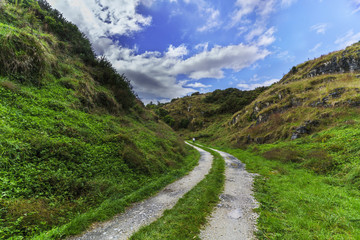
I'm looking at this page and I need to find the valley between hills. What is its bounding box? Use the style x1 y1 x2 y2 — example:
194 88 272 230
1 1 360 239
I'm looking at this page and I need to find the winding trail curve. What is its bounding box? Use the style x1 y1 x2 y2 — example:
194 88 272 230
199 148 259 240
69 143 213 240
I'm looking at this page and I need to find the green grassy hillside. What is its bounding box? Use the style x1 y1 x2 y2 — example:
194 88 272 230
228 42 360 146
0 1 198 239
149 87 267 141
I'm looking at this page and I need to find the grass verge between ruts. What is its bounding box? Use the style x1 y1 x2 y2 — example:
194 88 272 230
29 148 200 240
222 147 360 240
129 143 225 240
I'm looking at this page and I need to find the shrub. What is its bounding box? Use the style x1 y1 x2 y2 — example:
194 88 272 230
122 145 149 174
262 147 302 163
179 118 190 129
95 91 119 113
164 115 175 127
0 80 19 92
0 29 46 81
303 149 335 174
344 166 360 189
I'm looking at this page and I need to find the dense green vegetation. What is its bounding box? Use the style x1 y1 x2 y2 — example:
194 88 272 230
0 1 197 239
147 87 267 140
130 143 225 240
203 87 268 114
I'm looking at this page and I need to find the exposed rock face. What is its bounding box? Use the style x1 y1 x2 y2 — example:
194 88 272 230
306 55 360 78
230 113 241 125
309 88 346 107
291 120 320 140
250 102 271 120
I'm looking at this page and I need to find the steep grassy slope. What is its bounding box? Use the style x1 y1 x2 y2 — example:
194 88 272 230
0 1 197 239
228 42 360 146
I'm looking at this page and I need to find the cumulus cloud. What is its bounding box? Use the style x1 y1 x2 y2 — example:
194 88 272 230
166 44 188 58
47 0 273 101
47 0 152 48
173 44 270 79
106 43 270 99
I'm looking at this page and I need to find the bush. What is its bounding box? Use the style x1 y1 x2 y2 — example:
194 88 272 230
262 147 303 163
204 87 268 114
0 29 46 81
0 80 19 92
303 149 335 174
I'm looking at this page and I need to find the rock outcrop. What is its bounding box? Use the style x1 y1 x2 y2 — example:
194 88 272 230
306 55 360 78
291 120 320 140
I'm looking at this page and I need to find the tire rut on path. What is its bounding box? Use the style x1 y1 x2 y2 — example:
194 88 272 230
199 148 259 240
69 143 213 240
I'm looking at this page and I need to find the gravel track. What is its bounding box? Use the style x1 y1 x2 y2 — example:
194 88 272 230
199 148 259 240
68 143 212 240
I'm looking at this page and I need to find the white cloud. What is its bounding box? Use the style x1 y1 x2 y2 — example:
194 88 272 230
197 8 221 32
186 82 212 88
335 30 360 48
195 42 209 52
309 42 323 53
310 23 328 34
237 78 279 90
257 27 276 46
47 0 152 47
47 0 273 101
172 44 270 79
230 1 277 47
166 44 188 58
231 0 276 26
181 0 222 32
246 26 266 42
104 43 269 100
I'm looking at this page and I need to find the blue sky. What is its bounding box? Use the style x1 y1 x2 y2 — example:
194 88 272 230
47 0 360 104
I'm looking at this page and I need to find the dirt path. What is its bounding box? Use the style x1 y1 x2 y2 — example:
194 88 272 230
69 143 213 240
199 148 259 240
